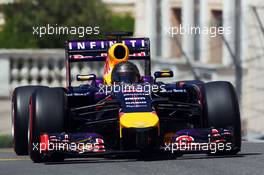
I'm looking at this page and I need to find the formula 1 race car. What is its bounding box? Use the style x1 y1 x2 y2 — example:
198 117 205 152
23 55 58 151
12 32 241 163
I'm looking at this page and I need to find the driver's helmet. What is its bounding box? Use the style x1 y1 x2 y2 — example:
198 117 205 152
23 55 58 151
111 61 140 83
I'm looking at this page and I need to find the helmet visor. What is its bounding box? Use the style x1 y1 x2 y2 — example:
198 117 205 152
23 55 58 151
115 71 139 83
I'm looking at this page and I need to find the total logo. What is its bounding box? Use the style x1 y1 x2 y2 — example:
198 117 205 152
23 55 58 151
175 135 194 144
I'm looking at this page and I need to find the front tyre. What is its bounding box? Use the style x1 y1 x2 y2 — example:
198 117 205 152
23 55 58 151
203 81 241 155
12 86 47 155
28 88 67 163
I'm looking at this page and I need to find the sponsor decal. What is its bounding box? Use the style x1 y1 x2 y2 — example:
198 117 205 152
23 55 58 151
176 135 194 144
68 39 146 51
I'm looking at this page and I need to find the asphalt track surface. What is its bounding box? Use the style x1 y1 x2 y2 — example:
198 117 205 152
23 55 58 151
0 142 263 175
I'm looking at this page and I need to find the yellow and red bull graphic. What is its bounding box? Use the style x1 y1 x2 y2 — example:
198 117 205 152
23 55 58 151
103 43 129 84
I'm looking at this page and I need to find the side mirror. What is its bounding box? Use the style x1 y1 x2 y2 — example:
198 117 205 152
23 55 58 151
76 74 96 81
154 70 173 81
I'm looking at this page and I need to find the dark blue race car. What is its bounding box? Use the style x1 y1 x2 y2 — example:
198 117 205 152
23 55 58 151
12 32 241 163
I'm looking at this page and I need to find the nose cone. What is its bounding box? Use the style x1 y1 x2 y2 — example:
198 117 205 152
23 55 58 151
120 112 159 128
119 112 160 149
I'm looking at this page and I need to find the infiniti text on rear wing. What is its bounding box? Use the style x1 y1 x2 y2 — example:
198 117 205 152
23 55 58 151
65 38 150 62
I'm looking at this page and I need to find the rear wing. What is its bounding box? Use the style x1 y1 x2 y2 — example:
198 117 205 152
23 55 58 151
65 38 150 62
65 38 151 87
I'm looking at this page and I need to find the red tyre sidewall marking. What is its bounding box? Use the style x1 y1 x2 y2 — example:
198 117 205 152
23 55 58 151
29 97 33 152
12 98 16 148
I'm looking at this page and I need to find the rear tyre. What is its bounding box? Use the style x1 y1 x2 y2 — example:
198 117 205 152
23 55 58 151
12 86 47 155
28 88 67 163
203 81 241 155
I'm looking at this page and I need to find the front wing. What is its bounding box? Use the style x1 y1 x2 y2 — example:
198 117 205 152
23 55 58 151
33 128 234 157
